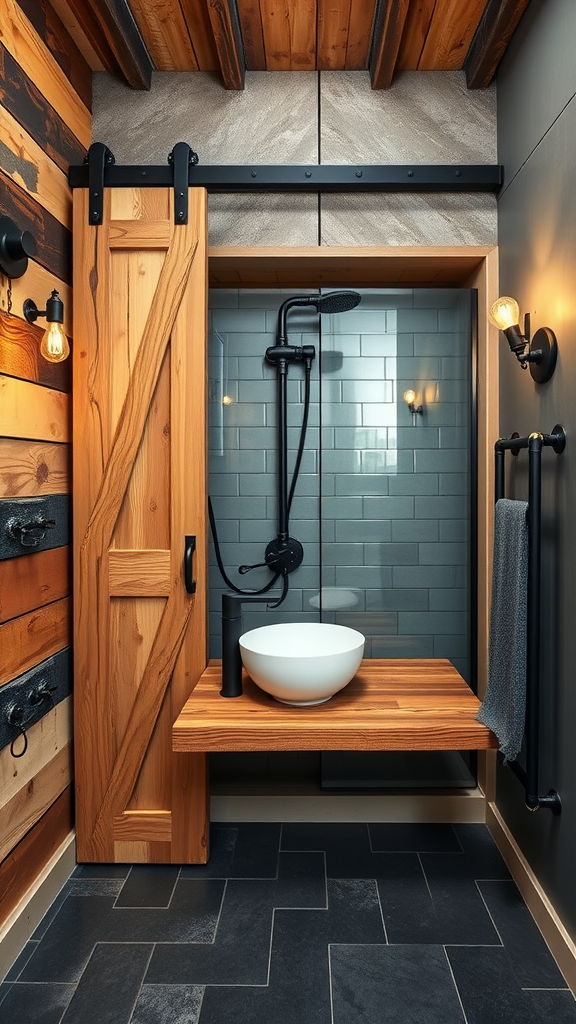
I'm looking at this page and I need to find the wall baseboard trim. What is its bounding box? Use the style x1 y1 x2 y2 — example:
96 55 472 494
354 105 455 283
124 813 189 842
486 803 576 994
211 791 486 822
0 831 75 983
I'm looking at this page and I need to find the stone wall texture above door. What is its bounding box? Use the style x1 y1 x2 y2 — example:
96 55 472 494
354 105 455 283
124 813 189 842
93 69 497 246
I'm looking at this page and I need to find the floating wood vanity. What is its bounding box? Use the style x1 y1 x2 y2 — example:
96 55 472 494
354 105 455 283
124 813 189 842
173 659 497 753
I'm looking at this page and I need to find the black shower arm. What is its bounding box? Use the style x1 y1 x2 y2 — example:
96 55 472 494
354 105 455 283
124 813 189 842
275 296 322 346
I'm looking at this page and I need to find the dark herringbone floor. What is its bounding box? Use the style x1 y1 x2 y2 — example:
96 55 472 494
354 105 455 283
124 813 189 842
1 823 575 1023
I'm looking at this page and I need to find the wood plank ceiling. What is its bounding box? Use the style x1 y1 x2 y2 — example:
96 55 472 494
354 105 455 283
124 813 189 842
50 0 532 91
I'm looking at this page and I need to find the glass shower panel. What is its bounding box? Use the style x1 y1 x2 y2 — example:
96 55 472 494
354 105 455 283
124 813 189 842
319 288 475 789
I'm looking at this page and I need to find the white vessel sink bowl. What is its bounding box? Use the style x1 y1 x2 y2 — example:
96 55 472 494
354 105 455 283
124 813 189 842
239 622 365 706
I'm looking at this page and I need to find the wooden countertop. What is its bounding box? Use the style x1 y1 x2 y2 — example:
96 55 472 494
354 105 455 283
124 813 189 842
172 659 497 753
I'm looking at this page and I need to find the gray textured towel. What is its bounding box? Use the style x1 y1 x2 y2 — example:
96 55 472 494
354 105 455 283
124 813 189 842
476 498 528 762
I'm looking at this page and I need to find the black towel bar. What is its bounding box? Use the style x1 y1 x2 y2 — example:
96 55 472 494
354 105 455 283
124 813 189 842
494 424 566 813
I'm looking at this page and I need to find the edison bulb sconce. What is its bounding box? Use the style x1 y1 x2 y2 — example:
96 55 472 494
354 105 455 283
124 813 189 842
488 296 557 383
23 290 70 363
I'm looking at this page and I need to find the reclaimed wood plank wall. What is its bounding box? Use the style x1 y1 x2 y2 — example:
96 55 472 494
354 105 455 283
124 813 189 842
0 0 90 927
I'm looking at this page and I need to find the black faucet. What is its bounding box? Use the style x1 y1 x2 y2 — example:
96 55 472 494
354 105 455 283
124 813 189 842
220 592 272 697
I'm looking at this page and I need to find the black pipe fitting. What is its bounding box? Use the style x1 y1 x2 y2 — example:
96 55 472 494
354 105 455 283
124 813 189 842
265 343 316 366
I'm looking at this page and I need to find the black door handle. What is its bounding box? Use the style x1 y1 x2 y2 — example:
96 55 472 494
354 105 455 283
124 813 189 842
184 535 197 594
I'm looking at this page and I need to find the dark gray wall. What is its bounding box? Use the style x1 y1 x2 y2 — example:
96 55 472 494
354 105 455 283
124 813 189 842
496 0 576 940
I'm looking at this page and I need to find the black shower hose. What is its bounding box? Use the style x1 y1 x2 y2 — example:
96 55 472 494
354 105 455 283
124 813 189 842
208 360 312 601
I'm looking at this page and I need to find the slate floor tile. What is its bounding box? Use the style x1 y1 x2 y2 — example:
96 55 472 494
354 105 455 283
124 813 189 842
72 864 131 879
20 882 224 984
433 823 511 879
277 877 386 948
0 982 76 1024
21 895 111 983
145 881 276 986
130 984 205 1024
115 865 180 907
369 822 461 852
61 943 152 1024
184 823 281 879
378 852 500 945
523 989 576 1023
110 879 224 943
447 946 572 1024
477 880 566 987
281 822 368 854
146 852 327 986
281 822 391 877
198 913 331 1024
64 878 126 897
198 876 383 1024
330 944 465 1024
179 827 238 878
30 889 69 940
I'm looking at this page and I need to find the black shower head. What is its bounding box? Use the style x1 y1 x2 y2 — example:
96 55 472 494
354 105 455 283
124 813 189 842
314 290 361 314
276 290 361 343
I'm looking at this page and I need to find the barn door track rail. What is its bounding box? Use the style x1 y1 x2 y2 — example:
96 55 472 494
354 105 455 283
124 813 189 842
70 143 504 226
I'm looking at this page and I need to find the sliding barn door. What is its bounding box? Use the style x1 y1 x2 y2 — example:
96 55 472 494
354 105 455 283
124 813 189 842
73 187 208 863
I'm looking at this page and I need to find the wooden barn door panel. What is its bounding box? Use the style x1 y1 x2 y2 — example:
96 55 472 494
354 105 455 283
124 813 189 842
73 186 208 863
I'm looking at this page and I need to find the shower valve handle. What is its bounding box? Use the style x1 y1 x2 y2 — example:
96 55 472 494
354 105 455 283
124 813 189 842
238 559 270 574
239 536 304 578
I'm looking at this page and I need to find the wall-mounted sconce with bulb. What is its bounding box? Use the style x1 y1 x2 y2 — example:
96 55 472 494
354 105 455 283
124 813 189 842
24 291 69 363
488 296 558 383
1 216 69 363
403 389 423 418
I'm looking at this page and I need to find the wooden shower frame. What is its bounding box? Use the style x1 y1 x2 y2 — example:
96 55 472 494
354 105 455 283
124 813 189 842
207 243 500 802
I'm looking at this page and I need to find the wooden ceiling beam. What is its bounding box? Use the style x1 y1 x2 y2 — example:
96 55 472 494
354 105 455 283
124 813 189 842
464 0 531 88
369 0 411 89
62 0 153 90
235 0 266 70
207 0 245 89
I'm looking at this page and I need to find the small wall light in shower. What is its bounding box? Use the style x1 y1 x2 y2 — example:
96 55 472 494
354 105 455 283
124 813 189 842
488 295 558 383
403 389 423 418
23 290 70 363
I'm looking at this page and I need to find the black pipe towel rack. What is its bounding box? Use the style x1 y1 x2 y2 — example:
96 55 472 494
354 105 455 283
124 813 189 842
494 424 566 814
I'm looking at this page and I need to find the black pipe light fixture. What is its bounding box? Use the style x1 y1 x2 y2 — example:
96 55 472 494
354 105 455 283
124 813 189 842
23 290 69 363
488 296 558 383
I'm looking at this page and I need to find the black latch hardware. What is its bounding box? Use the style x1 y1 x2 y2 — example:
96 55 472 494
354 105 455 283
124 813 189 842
88 142 115 225
7 516 56 547
168 143 198 225
184 534 197 594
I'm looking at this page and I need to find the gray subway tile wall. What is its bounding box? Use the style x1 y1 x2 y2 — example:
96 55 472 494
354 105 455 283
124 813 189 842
208 289 472 688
